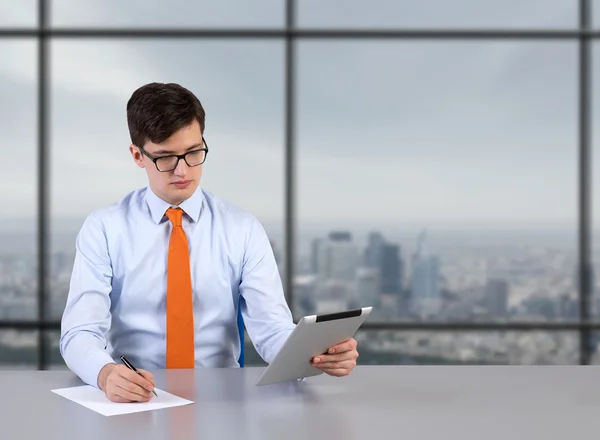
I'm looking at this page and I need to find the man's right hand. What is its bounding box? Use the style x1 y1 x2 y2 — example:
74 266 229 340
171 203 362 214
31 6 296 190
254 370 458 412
97 363 156 403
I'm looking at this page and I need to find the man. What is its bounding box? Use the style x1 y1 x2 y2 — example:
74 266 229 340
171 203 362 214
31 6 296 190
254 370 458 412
60 82 359 403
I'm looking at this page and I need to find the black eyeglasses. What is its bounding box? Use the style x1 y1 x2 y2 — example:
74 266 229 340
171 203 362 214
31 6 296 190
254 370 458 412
137 139 209 172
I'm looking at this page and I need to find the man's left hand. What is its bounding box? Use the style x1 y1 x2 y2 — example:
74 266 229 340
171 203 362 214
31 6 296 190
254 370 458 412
311 338 358 377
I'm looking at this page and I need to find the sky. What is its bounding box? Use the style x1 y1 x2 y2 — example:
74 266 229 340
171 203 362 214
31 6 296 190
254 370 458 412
1 0 599 234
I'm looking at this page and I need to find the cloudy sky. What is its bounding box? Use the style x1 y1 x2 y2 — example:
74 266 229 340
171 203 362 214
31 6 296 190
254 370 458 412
1 0 599 235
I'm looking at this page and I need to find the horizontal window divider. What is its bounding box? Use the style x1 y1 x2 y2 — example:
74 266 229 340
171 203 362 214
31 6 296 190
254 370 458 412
2 321 600 332
0 321 60 330
1 28 600 39
351 322 600 331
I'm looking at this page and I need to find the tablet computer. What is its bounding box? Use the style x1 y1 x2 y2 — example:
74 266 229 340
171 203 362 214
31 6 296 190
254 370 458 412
255 306 373 386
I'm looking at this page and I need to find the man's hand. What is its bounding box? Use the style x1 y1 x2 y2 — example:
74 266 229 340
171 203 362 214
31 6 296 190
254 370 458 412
311 338 359 377
97 363 156 403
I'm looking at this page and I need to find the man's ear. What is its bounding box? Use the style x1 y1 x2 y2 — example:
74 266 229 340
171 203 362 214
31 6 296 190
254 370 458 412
129 144 146 169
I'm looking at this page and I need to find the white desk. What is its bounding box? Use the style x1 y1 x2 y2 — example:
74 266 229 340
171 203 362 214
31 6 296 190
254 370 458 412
0 365 597 439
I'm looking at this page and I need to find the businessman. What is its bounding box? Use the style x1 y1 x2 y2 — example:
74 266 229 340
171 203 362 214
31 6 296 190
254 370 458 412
60 82 360 403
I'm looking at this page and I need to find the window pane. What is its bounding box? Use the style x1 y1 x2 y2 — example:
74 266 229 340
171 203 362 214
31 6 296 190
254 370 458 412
0 0 37 27
295 41 577 322
0 41 37 321
591 333 600 364
0 330 38 369
243 330 267 366
45 331 67 369
49 40 284 319
51 0 284 28
356 331 578 365
298 0 576 29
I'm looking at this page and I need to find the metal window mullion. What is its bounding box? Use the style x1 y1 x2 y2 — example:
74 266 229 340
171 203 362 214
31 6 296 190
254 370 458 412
579 0 593 365
37 0 49 370
284 0 296 317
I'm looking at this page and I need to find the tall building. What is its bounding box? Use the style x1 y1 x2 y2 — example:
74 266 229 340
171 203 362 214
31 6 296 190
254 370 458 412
363 231 404 297
294 275 317 316
357 267 380 308
485 278 509 318
314 231 359 304
410 230 441 317
310 238 323 274
316 231 358 282
380 244 403 294
364 231 385 268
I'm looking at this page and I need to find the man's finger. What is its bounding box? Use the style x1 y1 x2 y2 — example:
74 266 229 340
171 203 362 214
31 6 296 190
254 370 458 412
313 360 356 370
327 338 356 354
117 376 153 399
107 392 136 403
313 352 354 364
321 368 349 377
314 360 356 370
115 383 151 402
138 369 155 386
119 367 155 392
313 350 357 364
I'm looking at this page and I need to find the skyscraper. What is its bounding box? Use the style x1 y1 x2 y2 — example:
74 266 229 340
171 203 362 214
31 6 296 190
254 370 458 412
364 231 404 297
410 230 441 317
357 267 380 308
364 231 385 268
381 244 402 294
319 231 358 282
312 231 360 308
310 238 323 274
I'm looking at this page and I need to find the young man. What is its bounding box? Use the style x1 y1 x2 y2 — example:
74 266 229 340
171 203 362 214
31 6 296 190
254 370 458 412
60 82 359 403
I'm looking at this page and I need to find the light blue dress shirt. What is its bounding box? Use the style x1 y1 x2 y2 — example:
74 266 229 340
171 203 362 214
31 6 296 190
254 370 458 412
60 185 295 387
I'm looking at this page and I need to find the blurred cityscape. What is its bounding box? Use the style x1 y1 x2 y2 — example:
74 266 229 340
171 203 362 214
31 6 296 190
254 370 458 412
2 222 600 367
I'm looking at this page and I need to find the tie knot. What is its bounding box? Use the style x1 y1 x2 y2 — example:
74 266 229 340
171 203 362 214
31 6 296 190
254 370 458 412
165 207 184 227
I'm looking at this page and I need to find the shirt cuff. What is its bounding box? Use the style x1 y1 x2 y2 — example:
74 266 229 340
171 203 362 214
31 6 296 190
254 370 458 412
80 350 116 389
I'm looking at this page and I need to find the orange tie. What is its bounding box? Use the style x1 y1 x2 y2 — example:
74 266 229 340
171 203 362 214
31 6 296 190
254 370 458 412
165 207 195 368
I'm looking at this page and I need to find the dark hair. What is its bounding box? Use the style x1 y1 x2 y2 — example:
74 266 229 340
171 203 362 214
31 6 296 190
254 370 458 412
126 82 206 147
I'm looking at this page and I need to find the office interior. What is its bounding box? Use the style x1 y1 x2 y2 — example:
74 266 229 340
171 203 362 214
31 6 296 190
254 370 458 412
2 0 600 371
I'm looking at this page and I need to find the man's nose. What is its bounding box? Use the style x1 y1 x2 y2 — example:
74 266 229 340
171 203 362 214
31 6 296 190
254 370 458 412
173 157 188 175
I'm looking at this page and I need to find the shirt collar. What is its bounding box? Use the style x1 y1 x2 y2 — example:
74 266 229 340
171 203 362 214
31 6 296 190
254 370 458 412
144 185 203 224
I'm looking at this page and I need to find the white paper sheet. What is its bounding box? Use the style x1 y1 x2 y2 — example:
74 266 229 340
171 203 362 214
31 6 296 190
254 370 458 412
51 385 194 416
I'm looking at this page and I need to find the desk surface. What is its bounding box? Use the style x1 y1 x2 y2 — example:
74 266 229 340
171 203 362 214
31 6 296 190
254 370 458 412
0 365 598 439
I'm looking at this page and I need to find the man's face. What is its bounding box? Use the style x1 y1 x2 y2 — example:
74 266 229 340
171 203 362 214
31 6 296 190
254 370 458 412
130 120 205 205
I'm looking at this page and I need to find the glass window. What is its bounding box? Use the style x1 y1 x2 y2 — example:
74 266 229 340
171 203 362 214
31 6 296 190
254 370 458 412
298 0 576 29
49 40 284 319
0 41 37 321
295 41 577 323
243 330 267 366
590 332 600 364
356 330 578 364
45 331 67 369
0 331 38 369
51 0 284 28
0 0 37 28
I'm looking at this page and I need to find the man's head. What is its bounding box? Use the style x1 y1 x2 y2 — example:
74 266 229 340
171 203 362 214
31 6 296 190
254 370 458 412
127 82 207 205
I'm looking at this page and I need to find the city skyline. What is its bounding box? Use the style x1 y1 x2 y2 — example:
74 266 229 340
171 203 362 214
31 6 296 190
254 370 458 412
0 221 597 366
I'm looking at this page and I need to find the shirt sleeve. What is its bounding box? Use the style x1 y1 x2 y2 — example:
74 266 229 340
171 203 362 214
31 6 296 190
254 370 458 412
239 216 296 363
59 212 116 388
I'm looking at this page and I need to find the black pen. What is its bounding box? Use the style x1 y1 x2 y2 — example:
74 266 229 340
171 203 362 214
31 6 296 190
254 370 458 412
120 356 158 397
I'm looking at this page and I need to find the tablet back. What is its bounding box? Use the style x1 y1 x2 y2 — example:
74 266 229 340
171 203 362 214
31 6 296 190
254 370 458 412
256 307 372 386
